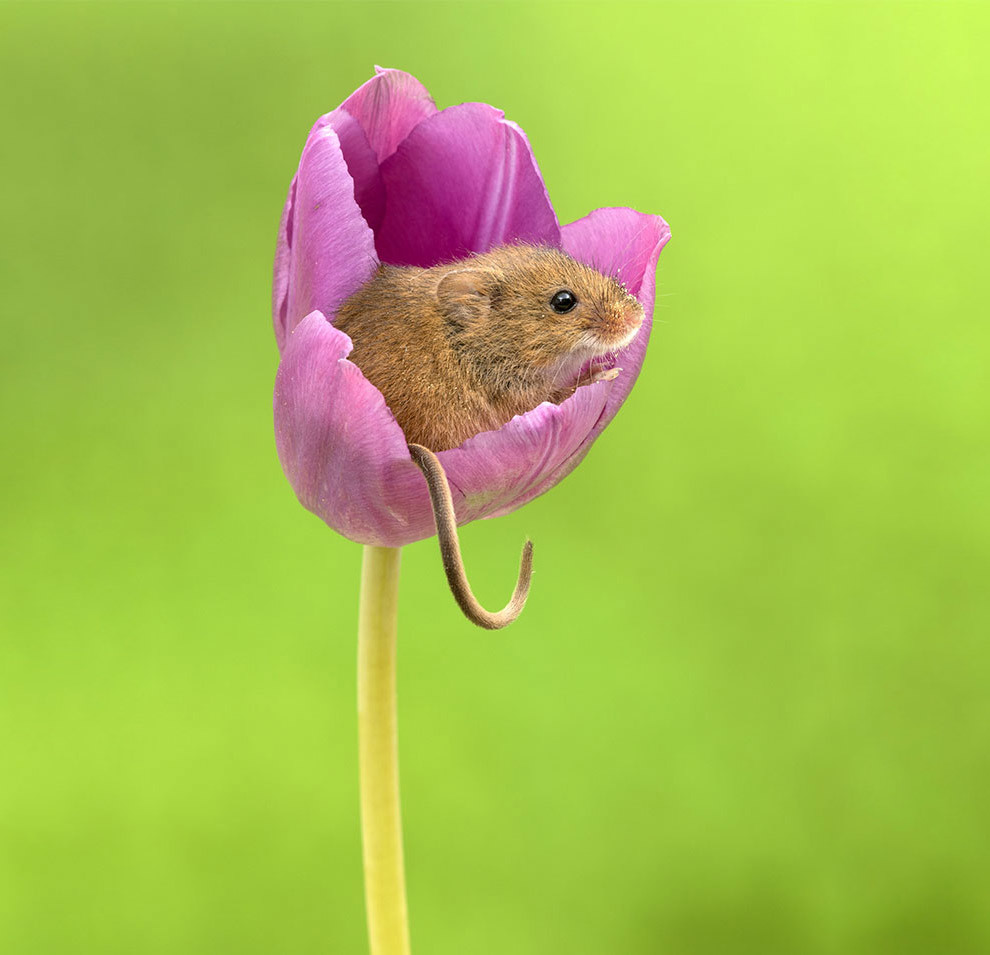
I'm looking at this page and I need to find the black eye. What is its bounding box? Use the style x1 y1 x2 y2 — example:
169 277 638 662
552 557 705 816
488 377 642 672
550 289 578 314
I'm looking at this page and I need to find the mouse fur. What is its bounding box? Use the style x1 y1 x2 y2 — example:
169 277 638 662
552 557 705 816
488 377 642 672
332 243 644 451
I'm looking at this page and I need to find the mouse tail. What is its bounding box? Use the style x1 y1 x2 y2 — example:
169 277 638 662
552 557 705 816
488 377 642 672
407 444 533 630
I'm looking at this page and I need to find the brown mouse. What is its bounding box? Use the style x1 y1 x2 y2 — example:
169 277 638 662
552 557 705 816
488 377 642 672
333 243 644 452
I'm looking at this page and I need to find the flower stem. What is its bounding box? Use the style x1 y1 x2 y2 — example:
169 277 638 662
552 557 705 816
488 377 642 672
358 545 411 955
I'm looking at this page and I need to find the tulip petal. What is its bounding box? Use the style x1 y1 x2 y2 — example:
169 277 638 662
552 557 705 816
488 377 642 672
317 109 387 234
271 178 297 347
561 207 671 431
467 207 673 511
275 312 447 546
436 383 611 524
435 209 672 524
272 127 379 351
375 103 561 267
340 66 439 164
312 68 439 236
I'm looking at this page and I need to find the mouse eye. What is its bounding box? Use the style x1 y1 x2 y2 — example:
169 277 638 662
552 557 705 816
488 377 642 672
549 289 578 314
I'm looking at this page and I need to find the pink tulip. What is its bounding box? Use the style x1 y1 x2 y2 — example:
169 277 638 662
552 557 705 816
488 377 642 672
273 67 670 547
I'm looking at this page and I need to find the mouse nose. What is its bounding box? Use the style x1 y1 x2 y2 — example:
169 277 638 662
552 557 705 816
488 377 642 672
595 298 644 350
622 300 644 334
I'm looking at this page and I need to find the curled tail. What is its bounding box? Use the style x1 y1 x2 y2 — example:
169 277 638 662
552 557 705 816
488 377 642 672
408 444 533 630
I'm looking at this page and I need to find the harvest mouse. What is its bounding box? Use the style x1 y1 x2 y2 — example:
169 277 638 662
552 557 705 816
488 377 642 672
333 244 645 451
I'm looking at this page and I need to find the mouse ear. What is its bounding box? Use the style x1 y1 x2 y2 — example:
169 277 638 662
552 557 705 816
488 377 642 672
436 269 496 329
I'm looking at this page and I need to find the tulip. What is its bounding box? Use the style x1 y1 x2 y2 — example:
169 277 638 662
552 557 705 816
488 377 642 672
273 67 670 548
271 67 670 955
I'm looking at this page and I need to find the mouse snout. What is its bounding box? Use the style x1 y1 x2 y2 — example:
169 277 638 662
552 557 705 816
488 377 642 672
623 299 644 334
596 298 644 351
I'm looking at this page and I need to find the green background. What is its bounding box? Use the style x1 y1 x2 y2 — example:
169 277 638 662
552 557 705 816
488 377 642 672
2 2 988 953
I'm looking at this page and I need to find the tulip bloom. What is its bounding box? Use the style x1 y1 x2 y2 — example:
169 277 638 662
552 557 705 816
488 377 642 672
273 67 670 547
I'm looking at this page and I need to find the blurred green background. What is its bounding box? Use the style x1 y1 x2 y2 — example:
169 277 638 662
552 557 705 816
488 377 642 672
2 2 988 953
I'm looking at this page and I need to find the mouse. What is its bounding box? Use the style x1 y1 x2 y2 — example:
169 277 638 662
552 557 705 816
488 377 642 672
332 243 645 451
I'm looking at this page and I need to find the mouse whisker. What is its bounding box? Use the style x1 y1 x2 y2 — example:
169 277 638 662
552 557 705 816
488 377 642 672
408 444 533 630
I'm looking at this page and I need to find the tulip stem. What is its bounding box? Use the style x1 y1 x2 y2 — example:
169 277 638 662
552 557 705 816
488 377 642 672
358 545 411 955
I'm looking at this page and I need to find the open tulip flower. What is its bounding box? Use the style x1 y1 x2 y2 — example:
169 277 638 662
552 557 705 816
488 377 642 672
273 67 670 548
271 67 670 955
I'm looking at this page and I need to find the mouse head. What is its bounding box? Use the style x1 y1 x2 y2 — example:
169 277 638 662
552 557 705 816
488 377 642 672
436 245 644 388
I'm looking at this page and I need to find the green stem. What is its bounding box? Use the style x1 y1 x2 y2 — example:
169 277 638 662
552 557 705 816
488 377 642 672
357 545 411 955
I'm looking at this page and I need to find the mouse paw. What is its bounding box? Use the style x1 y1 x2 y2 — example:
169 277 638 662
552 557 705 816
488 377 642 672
591 367 622 383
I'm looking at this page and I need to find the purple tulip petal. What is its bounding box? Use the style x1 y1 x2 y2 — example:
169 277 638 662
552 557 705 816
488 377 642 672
562 206 671 430
438 209 673 524
316 109 387 234
375 103 561 267
273 69 438 349
466 207 672 514
271 177 297 347
340 66 438 164
275 312 449 546
304 68 438 236
272 126 379 351
435 383 611 524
